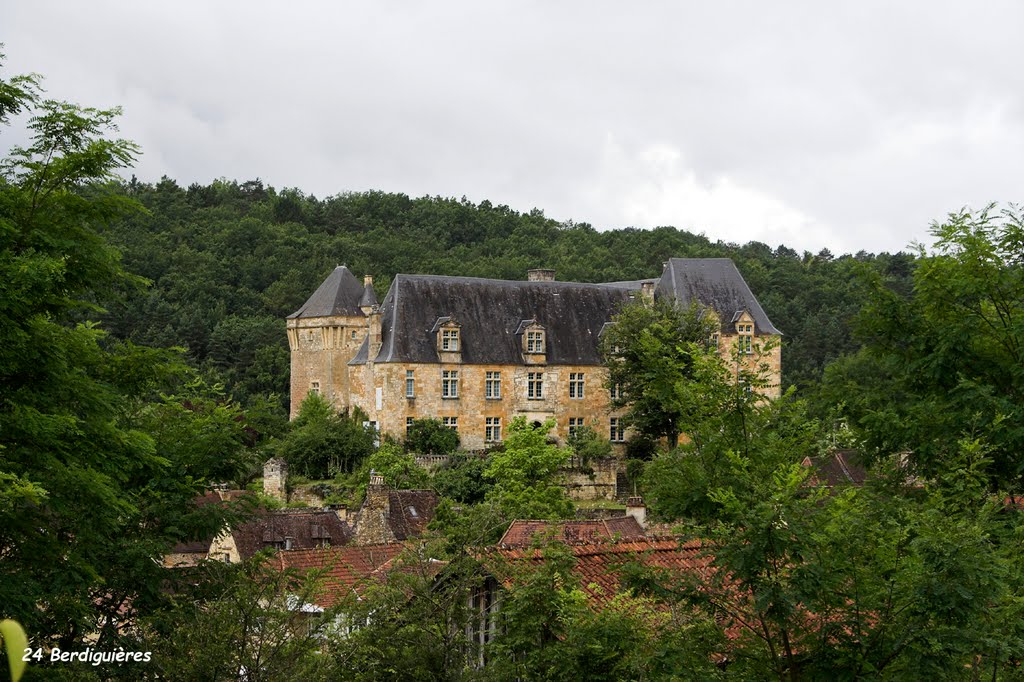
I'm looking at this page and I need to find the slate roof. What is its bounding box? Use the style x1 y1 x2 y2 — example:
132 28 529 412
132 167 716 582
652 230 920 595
657 258 781 335
498 517 646 547
802 449 867 487
387 490 439 540
273 544 405 607
230 509 355 560
288 265 368 319
352 274 640 365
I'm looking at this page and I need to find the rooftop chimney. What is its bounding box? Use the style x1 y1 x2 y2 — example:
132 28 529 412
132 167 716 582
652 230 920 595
640 281 655 303
364 275 373 287
625 496 647 529
528 269 556 282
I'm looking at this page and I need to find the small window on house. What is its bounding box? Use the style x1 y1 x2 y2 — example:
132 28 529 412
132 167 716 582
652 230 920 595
284 537 294 551
443 416 458 431
737 323 753 355
610 383 623 400
708 333 720 352
441 328 460 352
610 417 625 443
406 370 415 398
310 381 320 396
568 417 584 436
442 370 459 399
406 417 414 435
485 371 502 399
351 330 357 339
526 330 545 353
485 417 502 443
527 372 544 400
569 373 585 399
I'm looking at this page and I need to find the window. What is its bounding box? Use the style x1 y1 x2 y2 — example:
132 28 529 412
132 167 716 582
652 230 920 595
738 324 753 355
406 417 414 436
610 383 622 400
310 381 320 396
610 417 625 443
568 417 584 436
485 417 501 442
708 333 720 351
441 328 460 352
485 371 501 399
351 330 357 339
526 330 544 353
442 370 459 399
569 373 585 399
406 370 415 398
527 372 544 399
443 416 458 432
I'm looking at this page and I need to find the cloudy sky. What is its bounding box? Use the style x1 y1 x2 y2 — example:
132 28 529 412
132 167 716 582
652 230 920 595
3 2 1022 254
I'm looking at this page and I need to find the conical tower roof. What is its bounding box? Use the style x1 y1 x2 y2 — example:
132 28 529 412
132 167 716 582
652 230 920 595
287 266 366 319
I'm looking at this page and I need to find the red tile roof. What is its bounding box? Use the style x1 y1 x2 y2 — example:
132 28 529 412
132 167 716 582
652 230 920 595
498 517 646 547
273 544 405 608
482 537 712 606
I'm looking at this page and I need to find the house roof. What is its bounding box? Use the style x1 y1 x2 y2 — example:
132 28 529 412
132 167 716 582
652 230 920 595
802 449 867 487
288 265 368 319
481 537 712 607
656 258 782 335
351 274 640 365
386 490 439 540
231 508 355 560
273 544 405 607
498 517 646 547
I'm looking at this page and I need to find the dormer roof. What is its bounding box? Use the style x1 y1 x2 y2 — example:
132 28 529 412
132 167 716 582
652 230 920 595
288 266 366 319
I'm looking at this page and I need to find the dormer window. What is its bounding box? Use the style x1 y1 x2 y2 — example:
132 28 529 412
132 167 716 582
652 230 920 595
441 328 460 352
526 330 545 353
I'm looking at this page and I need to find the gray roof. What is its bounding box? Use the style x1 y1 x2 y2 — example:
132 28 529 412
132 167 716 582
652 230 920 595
358 284 379 309
351 274 640 365
656 258 782 335
288 266 367 319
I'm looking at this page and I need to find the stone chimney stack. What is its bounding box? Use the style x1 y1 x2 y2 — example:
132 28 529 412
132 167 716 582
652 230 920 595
625 496 647 529
367 307 383 360
363 275 373 288
355 470 397 545
640 281 655 304
527 269 556 282
264 458 288 503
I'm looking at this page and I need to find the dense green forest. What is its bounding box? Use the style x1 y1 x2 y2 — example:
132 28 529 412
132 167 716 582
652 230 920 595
101 177 915 411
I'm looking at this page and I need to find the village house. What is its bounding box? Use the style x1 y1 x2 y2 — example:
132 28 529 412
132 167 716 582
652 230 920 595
286 258 781 449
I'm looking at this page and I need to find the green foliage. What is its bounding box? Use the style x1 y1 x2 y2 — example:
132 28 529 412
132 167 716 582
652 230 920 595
822 206 1024 492
1 619 27 682
271 393 375 478
601 298 721 447
142 558 332 680
404 417 460 456
565 425 612 468
431 452 492 504
483 418 573 520
347 442 431 498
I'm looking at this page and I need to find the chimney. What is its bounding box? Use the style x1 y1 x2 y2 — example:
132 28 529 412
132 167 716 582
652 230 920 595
364 275 373 288
263 457 288 503
625 496 646 529
355 470 397 545
528 269 556 282
327 503 348 523
640 281 655 303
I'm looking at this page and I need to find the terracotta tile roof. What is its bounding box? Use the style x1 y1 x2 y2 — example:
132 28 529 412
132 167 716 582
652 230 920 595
273 544 405 607
232 509 354 560
498 517 646 547
482 537 712 606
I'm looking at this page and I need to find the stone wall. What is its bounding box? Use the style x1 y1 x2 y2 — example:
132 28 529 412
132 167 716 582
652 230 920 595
559 457 621 501
353 474 397 545
263 458 287 502
286 313 368 419
350 362 629 450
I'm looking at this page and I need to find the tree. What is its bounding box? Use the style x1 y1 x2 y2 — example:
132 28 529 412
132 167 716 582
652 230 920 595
271 393 375 478
483 418 573 520
404 417 460 456
822 206 1024 493
600 298 720 448
0 54 250 648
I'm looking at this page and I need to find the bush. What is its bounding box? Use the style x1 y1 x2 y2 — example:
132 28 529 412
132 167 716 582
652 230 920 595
405 418 460 455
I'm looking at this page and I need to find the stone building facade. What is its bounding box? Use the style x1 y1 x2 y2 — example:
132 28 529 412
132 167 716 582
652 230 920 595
286 259 781 450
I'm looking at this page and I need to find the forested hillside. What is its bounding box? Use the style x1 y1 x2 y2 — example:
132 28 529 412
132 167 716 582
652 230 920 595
102 177 915 411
